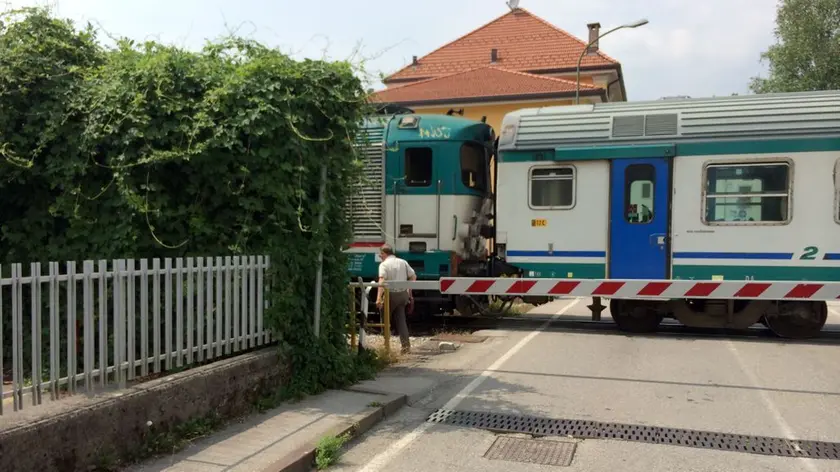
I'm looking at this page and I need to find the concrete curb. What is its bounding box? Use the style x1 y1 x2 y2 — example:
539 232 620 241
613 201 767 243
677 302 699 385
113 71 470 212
260 392 407 472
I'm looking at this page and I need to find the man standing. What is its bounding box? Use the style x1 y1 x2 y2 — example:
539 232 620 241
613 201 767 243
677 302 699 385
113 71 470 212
376 244 416 354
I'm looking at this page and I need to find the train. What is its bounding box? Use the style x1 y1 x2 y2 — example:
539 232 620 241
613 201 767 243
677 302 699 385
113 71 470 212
344 90 840 339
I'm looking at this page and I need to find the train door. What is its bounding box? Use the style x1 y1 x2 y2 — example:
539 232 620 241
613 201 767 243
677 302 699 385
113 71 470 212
394 144 439 257
608 158 671 279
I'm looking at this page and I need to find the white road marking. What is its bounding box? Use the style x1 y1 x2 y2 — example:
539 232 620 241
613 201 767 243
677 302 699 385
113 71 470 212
357 298 581 472
727 341 818 472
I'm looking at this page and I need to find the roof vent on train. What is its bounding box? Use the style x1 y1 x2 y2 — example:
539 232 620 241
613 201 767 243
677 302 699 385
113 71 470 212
398 115 420 129
611 113 678 138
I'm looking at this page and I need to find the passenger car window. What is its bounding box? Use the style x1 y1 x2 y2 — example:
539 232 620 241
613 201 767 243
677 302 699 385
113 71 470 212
703 162 790 224
625 164 655 224
530 166 574 209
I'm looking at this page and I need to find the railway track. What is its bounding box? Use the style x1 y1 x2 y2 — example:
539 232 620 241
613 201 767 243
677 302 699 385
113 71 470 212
382 314 840 344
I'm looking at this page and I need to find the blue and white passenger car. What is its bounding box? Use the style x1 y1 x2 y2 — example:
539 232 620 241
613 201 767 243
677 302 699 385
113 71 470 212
493 90 840 337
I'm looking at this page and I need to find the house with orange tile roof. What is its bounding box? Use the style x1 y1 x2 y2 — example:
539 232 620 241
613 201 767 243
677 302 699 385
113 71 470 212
370 7 627 134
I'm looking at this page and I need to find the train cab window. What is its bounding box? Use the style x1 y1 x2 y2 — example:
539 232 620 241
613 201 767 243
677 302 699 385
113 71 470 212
405 147 432 187
529 166 574 209
703 162 791 224
460 142 488 192
625 164 655 224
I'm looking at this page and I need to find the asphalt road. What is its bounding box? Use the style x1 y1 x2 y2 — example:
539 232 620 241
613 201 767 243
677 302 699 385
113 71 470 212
333 299 840 472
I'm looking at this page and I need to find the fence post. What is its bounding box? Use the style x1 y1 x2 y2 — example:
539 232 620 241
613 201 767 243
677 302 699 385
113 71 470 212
11 263 22 411
312 163 329 338
31 262 42 406
67 261 77 395
115 259 127 389
360 278 368 351
83 261 94 393
348 285 357 352
383 286 391 358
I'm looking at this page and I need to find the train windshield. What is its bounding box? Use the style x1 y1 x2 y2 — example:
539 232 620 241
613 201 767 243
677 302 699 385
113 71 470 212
460 141 489 193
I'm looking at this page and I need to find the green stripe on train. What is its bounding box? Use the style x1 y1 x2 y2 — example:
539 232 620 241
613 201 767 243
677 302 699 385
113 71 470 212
673 265 840 282
500 136 840 163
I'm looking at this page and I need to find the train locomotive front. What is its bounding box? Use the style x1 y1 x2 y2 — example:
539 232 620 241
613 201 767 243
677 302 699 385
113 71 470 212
344 113 501 318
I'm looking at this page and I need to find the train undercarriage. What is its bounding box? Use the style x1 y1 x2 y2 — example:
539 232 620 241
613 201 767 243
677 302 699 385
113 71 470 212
450 295 829 339
606 297 828 339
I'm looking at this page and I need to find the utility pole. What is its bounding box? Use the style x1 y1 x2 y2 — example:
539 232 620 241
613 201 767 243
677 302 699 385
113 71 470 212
575 19 649 104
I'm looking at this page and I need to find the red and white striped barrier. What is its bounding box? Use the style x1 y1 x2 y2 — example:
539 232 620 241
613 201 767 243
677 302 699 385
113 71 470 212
439 277 840 301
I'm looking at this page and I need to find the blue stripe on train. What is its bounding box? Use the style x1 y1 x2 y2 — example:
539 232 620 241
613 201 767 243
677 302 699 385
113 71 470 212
673 252 794 260
824 253 840 260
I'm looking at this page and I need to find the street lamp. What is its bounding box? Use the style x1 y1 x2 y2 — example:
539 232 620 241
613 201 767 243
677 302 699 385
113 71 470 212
575 19 649 104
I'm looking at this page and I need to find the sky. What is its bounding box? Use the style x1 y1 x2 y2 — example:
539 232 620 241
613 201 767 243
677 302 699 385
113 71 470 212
7 0 781 101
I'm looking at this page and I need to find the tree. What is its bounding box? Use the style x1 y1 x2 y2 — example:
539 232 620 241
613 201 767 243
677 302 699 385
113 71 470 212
750 0 840 93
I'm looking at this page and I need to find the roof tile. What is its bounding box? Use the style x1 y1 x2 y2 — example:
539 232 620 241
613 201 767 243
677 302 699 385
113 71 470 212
371 66 599 105
385 8 618 83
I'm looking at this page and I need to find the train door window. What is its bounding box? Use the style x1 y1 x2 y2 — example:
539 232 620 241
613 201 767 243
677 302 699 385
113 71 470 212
703 161 791 224
625 164 655 224
835 159 840 224
460 142 488 192
405 147 432 187
529 166 574 209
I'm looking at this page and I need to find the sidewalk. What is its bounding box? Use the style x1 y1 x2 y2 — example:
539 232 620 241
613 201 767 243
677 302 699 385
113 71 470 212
126 387 400 472
126 333 484 472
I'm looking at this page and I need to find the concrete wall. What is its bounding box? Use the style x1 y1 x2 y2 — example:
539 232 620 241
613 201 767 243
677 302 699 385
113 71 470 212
0 348 288 472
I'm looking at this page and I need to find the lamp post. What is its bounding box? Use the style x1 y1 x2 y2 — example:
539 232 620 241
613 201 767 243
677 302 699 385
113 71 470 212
575 19 649 104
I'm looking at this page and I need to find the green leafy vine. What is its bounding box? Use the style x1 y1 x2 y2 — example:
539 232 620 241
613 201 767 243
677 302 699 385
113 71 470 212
0 7 379 398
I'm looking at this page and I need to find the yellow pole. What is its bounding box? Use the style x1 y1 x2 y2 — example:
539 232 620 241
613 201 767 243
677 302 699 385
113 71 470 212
383 286 391 358
348 285 357 353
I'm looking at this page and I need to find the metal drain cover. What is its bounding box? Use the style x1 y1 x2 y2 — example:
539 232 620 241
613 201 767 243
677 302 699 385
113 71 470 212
427 409 840 460
484 436 576 467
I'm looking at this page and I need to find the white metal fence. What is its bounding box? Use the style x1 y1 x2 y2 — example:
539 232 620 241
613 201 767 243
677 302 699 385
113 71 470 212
0 255 272 415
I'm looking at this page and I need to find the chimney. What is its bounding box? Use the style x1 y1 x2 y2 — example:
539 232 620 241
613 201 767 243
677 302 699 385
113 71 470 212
587 22 601 54
490 48 498 63
412 55 418 66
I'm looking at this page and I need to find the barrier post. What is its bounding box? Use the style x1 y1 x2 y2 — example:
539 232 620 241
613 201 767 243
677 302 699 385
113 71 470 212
383 286 391 357
348 285 357 353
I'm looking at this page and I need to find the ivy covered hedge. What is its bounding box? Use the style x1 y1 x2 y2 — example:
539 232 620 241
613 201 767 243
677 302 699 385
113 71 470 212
0 8 376 395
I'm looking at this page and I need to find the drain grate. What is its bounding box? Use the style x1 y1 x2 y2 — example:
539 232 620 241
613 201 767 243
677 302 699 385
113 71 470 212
484 436 576 467
427 409 840 460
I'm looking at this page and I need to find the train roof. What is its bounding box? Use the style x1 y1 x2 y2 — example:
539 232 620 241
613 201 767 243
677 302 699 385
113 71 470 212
499 90 840 151
357 113 494 146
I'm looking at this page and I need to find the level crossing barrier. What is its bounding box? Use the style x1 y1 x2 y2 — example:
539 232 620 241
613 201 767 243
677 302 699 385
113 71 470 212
438 277 840 301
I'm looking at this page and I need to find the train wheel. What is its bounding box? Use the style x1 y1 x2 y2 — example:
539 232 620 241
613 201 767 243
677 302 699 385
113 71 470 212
610 299 664 333
764 301 827 339
455 295 480 316
481 297 515 317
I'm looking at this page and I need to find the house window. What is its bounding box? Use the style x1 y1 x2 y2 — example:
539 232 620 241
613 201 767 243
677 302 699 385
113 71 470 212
529 166 574 209
703 161 791 225
405 147 432 187
460 142 488 192
625 164 655 224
